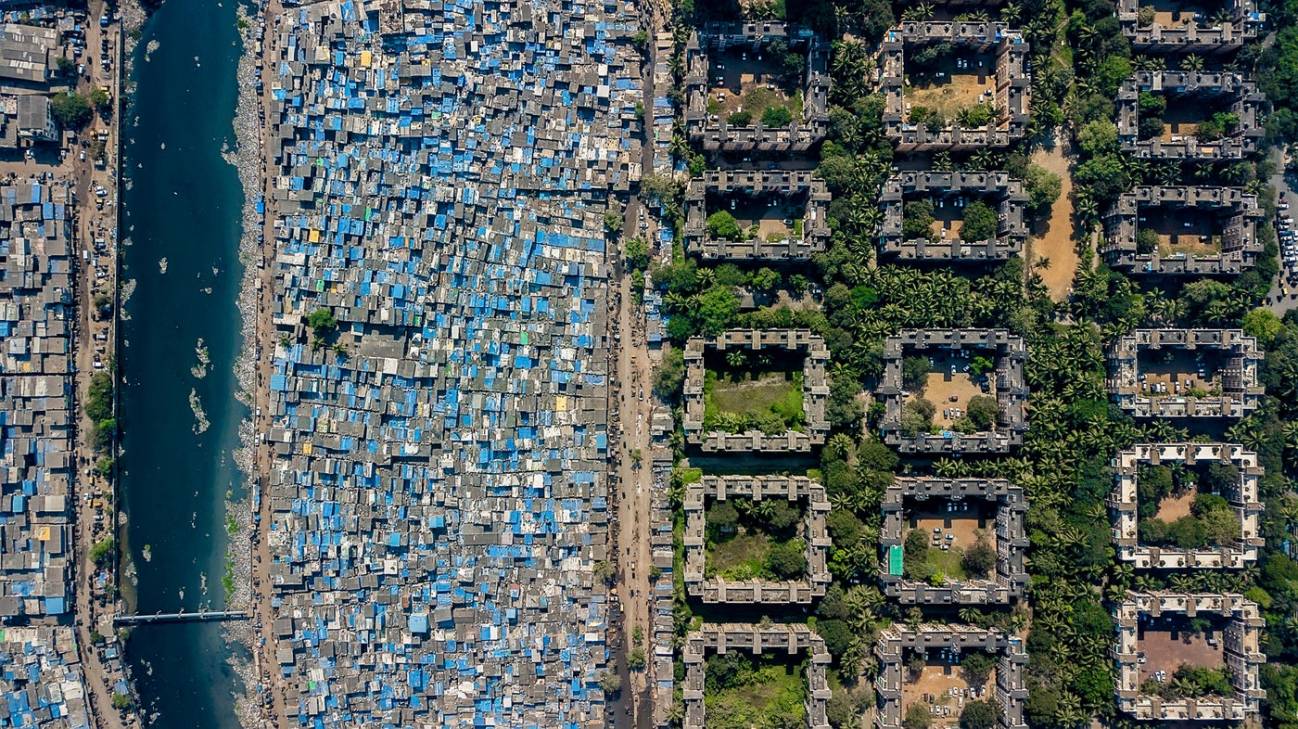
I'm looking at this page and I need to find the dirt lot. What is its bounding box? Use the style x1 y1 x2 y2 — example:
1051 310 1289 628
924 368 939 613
903 661 996 728
913 509 995 551
1151 0 1216 26
708 50 800 119
725 194 804 240
909 353 992 429
1143 206 1224 256
906 52 996 121
1139 349 1225 396
930 200 968 241
1027 144 1080 301
1155 486 1198 521
1160 97 1226 141
1139 625 1226 683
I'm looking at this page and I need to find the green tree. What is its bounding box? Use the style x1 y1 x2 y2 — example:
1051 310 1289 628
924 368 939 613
1024 164 1062 217
766 538 808 578
654 348 685 401
603 211 622 236
696 285 739 336
627 647 646 671
961 651 996 686
962 537 997 577
706 500 740 541
762 105 793 127
306 308 337 337
903 703 933 729
1243 308 1285 347
599 670 622 695
706 211 744 241
902 356 932 392
624 236 649 272
86 371 114 423
766 500 802 535
727 110 753 126
966 395 999 431
51 92 92 130
1137 228 1159 254
960 200 998 242
90 538 115 567
903 200 937 241
959 699 998 729
91 87 111 115
903 529 931 580
1077 119 1119 156
901 398 935 436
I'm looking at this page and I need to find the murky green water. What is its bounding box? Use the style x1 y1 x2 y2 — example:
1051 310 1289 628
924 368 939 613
118 0 246 726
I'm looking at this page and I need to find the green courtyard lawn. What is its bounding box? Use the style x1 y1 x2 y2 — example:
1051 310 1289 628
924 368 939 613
704 369 805 435
704 652 807 729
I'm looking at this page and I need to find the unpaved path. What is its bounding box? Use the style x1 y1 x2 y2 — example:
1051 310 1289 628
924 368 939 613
1027 143 1079 302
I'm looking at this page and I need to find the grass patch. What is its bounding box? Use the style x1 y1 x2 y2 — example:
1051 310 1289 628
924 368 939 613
704 370 805 435
705 652 807 729
706 531 773 580
925 544 969 582
704 497 807 581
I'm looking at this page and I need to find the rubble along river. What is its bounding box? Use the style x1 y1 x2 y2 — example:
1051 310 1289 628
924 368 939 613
118 0 248 726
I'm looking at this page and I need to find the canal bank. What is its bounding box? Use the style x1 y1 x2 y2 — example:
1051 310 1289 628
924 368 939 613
118 0 248 726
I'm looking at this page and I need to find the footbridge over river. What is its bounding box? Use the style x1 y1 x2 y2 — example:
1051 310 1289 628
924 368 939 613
113 610 249 626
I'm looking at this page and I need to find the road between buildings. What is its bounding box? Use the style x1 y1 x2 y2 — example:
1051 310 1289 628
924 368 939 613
248 1 290 727
610 5 662 728
64 1 137 725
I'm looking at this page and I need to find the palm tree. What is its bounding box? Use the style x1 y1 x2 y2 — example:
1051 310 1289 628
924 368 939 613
1001 1 1023 24
901 3 935 21
1179 54 1205 72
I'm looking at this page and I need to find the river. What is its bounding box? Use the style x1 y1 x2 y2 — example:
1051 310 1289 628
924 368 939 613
118 0 247 726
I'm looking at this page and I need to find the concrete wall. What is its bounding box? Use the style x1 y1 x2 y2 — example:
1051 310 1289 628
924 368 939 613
683 475 832 603
1107 329 1262 419
1110 443 1263 569
879 22 1030 151
1113 593 1265 720
879 478 1028 604
877 329 1028 453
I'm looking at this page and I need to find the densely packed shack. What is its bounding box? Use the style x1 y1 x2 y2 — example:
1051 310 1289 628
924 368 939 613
0 177 93 729
261 0 641 723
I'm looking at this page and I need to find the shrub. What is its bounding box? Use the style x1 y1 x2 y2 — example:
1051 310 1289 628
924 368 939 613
727 109 753 126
